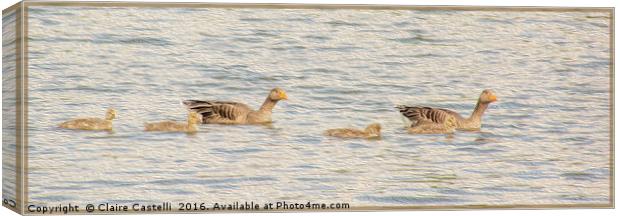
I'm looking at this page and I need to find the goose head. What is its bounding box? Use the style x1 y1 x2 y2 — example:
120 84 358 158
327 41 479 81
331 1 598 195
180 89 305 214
188 112 201 125
105 108 117 120
365 123 382 136
479 89 497 104
269 87 288 101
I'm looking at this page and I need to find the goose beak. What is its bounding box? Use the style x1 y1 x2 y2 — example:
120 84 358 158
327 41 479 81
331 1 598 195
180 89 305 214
489 95 497 102
280 91 288 100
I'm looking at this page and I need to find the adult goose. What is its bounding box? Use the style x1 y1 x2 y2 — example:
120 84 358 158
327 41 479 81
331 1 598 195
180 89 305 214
397 89 497 131
183 88 288 124
59 108 116 131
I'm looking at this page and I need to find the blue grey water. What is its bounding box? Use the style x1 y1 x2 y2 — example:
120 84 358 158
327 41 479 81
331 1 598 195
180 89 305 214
18 6 613 207
2 9 17 203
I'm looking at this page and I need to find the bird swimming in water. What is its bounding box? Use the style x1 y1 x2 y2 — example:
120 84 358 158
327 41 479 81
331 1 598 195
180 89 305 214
58 108 116 131
144 112 201 133
397 89 497 131
182 87 288 124
324 123 381 139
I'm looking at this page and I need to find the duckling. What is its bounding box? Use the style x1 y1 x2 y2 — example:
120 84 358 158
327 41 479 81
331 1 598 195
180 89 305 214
324 123 381 139
407 115 457 134
59 108 116 131
144 112 201 133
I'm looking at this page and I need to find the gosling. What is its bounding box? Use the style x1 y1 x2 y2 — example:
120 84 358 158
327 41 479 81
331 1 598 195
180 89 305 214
324 123 381 139
59 108 116 131
407 115 458 134
144 112 201 133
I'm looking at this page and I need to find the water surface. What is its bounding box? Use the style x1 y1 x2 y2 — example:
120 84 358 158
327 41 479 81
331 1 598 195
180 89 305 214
19 6 612 207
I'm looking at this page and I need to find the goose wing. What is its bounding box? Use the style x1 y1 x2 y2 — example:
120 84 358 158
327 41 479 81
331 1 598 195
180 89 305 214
396 105 460 125
435 108 465 120
183 100 253 121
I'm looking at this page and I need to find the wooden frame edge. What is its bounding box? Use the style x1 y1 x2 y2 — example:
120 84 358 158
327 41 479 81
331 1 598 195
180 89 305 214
2 1 22 16
19 1 614 12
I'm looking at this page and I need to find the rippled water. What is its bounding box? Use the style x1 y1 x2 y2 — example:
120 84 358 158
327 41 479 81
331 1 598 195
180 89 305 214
2 9 17 202
17 6 612 207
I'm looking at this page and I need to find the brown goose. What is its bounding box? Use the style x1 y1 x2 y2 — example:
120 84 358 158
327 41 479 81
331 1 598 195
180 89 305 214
59 108 116 131
397 89 497 131
144 112 201 133
324 123 381 139
183 88 288 124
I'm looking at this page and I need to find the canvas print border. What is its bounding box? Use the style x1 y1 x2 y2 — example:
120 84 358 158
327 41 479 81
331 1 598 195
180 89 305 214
1 1 615 214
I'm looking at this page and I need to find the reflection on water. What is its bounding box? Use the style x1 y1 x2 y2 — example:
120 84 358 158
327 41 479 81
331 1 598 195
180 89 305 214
21 6 611 207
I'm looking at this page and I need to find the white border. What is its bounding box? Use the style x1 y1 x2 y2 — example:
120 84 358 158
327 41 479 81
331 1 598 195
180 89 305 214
1 1 616 216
